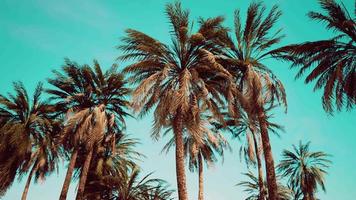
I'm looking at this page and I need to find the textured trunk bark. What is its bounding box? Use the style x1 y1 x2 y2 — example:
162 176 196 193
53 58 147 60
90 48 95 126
258 109 278 200
76 148 94 200
60 148 78 200
198 154 204 200
21 162 36 200
251 129 265 200
173 109 189 200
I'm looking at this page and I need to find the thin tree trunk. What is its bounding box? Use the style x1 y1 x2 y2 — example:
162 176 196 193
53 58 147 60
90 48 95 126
76 148 94 200
21 162 37 200
173 109 189 200
251 128 265 200
257 109 278 200
198 154 204 200
60 148 78 200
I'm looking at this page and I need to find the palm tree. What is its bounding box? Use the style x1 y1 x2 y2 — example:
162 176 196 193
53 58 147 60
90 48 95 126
91 167 175 200
47 59 131 200
237 117 268 200
139 182 175 200
277 141 331 200
217 2 287 199
162 124 229 200
212 108 284 200
119 2 233 199
83 134 142 199
272 0 355 113
20 124 59 200
0 82 58 199
237 171 293 200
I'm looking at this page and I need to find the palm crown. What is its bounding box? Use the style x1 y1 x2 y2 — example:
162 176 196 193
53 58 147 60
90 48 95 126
237 171 293 200
83 134 144 199
277 141 331 199
218 2 287 114
120 2 233 141
94 167 175 200
272 0 355 113
48 59 131 150
0 82 57 197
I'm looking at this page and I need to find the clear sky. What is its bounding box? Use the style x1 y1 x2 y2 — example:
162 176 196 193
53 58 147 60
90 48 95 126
0 0 355 199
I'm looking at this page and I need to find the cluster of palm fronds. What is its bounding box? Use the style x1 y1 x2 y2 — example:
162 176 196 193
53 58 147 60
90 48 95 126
272 0 355 113
237 141 331 200
0 61 174 200
0 0 352 200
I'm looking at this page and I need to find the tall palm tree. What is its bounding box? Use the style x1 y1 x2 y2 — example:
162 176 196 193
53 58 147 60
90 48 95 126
217 2 287 199
119 2 233 199
162 125 229 200
277 141 331 200
47 59 131 200
0 82 58 199
237 171 293 200
237 116 268 200
272 0 355 113
212 108 284 200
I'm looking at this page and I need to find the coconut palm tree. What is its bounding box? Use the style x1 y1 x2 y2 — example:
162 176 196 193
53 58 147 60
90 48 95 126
237 171 293 200
272 0 355 113
47 59 131 200
277 141 331 200
217 2 287 199
0 82 58 199
119 2 233 199
162 124 229 200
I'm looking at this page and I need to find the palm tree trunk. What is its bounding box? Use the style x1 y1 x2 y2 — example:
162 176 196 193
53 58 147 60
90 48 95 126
198 154 204 200
21 163 36 200
60 148 78 200
76 148 94 200
251 129 265 200
173 109 189 200
257 108 278 200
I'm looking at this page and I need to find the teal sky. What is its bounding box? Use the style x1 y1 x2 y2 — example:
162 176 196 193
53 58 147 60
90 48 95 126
0 0 355 199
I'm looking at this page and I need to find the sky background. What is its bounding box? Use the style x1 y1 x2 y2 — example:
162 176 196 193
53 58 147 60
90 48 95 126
0 0 355 199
